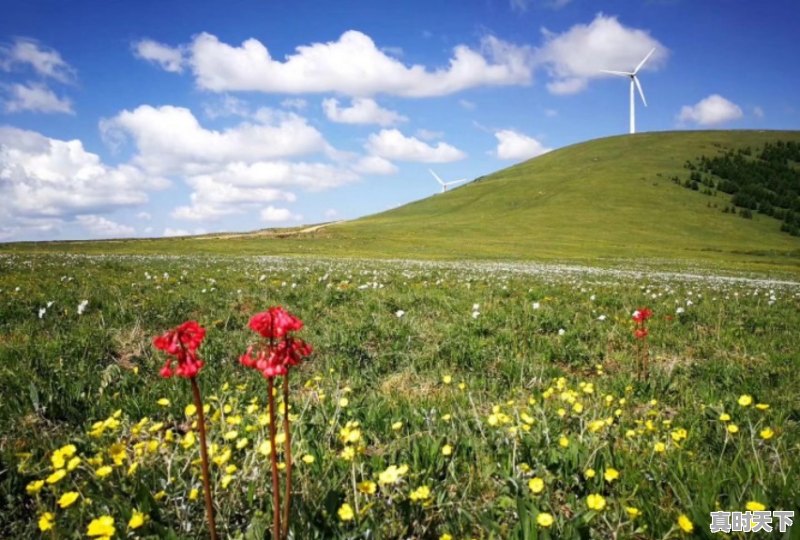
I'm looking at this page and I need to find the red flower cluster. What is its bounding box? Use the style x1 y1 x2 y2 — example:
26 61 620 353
241 307 312 378
153 320 206 378
632 307 653 340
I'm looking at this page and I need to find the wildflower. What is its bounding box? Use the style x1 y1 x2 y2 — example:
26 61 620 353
719 413 731 422
338 503 354 521
46 469 67 484
604 468 619 482
67 457 81 471
440 534 453 540
391 421 403 431
378 464 408 485
157 398 170 406
654 442 666 453
26 479 45 494
409 485 431 503
632 308 653 323
558 436 570 448
536 512 554 527
185 404 197 416
96 465 113 478
189 488 199 501
301 454 315 464
584 468 596 479
442 375 452 384
746 501 766 512
153 320 206 378
395 310 405 318
128 511 147 529
626 507 641 519
221 474 234 489
338 397 349 408
358 481 377 495
58 491 80 508
248 307 303 339
586 494 606 511
738 395 753 407
77 300 89 315
755 403 769 411
727 424 739 434
760 427 774 440
528 477 545 494
87 515 115 537
38 512 55 532
677 514 694 533
442 444 453 456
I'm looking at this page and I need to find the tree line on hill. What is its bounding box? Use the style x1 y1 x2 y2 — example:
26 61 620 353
672 141 800 236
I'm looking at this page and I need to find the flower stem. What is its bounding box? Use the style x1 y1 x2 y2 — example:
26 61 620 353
190 377 218 540
267 377 282 539
282 374 293 538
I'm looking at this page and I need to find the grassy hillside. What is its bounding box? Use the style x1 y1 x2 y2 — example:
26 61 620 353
5 130 800 272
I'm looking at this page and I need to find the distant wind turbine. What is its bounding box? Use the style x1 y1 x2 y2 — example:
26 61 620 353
601 48 655 134
429 169 466 193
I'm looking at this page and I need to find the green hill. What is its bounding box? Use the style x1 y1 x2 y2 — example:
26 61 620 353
5 130 800 272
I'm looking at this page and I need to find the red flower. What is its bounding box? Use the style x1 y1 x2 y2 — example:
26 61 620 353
634 328 649 340
632 308 653 323
153 320 206 378
248 307 303 340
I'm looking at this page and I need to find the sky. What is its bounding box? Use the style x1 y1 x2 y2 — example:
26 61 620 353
1 0 798 241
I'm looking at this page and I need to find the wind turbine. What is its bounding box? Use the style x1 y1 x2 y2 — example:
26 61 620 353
429 169 466 193
601 48 655 134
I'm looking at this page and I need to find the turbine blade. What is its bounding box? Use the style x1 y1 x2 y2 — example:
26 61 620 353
633 48 656 74
634 76 647 107
600 70 633 77
445 179 467 186
429 169 445 185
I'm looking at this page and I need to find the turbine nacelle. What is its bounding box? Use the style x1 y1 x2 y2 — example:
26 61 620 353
600 47 656 134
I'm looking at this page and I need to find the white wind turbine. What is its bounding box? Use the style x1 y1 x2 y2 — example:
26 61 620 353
601 48 655 134
429 169 466 193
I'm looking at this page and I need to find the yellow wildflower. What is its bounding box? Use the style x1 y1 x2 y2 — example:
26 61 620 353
358 481 377 495
528 477 545 494
586 493 606 511
338 503 354 521
677 514 694 533
58 491 80 508
86 515 115 537
95 466 113 478
536 512 554 527
46 469 67 484
737 395 753 407
128 511 146 529
584 468 596 479
409 485 431 502
746 501 766 512
760 427 774 440
442 444 453 456
727 424 739 434
302 454 315 464
38 512 55 532
626 507 641 519
604 468 619 482
157 398 170 406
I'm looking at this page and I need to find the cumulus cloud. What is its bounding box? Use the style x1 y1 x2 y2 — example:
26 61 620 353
261 206 302 222
495 129 552 160
416 129 443 141
536 14 667 95
352 155 398 175
322 97 407 126
100 104 327 175
281 98 307 110
3 82 73 114
0 38 76 82
171 176 297 221
133 39 186 73
143 30 532 97
677 94 743 126
0 126 167 220
511 0 572 12
75 215 135 238
366 129 466 163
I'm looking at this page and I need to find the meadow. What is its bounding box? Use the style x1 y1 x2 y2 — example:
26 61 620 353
1 253 798 539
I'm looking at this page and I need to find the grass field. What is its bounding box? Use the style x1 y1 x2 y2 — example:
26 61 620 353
4 131 800 275
1 253 798 538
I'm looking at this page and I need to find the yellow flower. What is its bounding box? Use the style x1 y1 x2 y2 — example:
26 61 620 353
258 440 272 456
653 442 666 453
737 395 753 407
719 413 731 422
95 465 113 478
586 493 606 511
128 510 146 529
67 457 81 471
558 436 569 448
536 512 554 527
302 454 315 464
440 534 453 540
26 479 45 494
337 503 354 521
338 397 349 408
604 468 619 482
51 451 66 470
584 468 596 479
189 488 199 501
181 431 196 449
755 403 769 411
87 515 115 537
572 402 584 414
671 428 688 443
727 424 739 434
442 444 453 456
760 427 774 440
409 485 431 502
391 421 403 431
677 514 694 533
378 464 408 485
339 446 355 461
127 462 139 477
157 398 170 406
358 481 377 495
528 477 545 494
442 375 452 384
626 507 641 519
745 501 766 512
153 490 167 501
38 512 55 532
46 469 67 484
221 474 234 489
109 443 126 466
223 430 238 441
58 491 80 508
185 404 197 416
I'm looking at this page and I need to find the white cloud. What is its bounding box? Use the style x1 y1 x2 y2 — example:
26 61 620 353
100 104 327 175
3 82 73 114
753 106 764 119
75 215 135 238
324 208 339 219
511 0 572 12
459 99 477 110
677 94 743 126
0 38 75 82
152 30 532 97
172 175 297 221
495 129 552 160
416 129 443 141
536 14 667 95
322 97 407 126
261 206 302 222
366 129 466 163
137 211 152 220
163 227 190 237
352 155 398 175
0 126 167 221
133 39 185 73
281 98 307 110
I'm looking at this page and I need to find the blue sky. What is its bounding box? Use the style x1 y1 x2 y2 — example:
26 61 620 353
1 0 798 241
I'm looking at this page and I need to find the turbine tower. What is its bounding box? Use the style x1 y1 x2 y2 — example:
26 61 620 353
429 169 466 193
601 48 655 134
